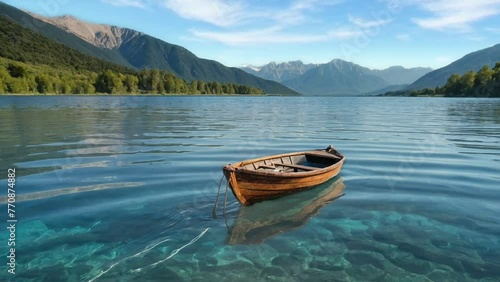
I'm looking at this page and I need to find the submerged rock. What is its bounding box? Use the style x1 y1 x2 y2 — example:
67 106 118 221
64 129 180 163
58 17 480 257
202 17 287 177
345 251 386 270
272 255 303 276
345 263 385 280
198 256 218 271
259 266 293 281
298 268 349 282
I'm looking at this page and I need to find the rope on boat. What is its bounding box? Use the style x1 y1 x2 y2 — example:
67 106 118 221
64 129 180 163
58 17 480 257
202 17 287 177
212 174 225 219
223 177 230 229
212 167 232 229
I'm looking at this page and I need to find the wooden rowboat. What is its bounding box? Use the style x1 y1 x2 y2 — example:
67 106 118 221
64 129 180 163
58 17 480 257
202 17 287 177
223 145 345 205
227 177 345 245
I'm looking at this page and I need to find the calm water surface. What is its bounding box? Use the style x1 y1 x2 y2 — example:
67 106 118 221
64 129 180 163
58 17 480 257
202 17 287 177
0 96 499 281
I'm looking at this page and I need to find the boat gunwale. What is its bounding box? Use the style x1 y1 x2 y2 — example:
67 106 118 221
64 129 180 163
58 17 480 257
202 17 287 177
229 150 345 178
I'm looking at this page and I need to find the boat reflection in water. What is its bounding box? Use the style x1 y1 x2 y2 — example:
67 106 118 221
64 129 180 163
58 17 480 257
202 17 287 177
226 177 345 245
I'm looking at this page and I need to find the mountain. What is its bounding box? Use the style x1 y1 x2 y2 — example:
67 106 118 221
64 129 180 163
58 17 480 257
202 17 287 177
240 61 318 82
362 84 409 96
30 13 142 50
368 66 432 85
282 59 389 96
0 16 132 74
0 16 266 95
0 2 132 67
241 59 432 95
408 44 500 90
0 2 296 94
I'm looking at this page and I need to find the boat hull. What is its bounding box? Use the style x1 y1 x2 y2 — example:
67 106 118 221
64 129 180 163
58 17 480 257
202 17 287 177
223 147 345 205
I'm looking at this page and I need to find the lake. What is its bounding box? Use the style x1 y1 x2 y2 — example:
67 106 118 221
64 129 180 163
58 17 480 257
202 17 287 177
0 96 499 281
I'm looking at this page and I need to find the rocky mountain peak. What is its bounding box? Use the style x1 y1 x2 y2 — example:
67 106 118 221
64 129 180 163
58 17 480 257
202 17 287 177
28 12 142 49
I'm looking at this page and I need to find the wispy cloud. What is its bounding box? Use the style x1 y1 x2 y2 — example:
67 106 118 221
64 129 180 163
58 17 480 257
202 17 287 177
396 33 411 41
102 0 148 8
348 15 392 28
274 0 343 26
191 27 358 45
162 0 348 45
160 0 248 27
411 0 500 31
160 0 341 28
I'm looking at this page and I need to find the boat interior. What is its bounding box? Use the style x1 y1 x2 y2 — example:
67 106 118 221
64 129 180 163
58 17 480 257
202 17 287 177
241 152 342 173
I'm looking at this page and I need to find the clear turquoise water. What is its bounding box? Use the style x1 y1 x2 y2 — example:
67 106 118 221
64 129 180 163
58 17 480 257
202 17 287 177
0 96 499 281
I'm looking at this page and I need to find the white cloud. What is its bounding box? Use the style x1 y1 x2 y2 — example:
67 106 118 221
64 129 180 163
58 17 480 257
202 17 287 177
165 0 347 45
191 27 358 45
160 0 248 27
411 0 500 31
102 0 148 8
348 15 393 28
396 34 411 41
160 0 342 28
274 0 343 26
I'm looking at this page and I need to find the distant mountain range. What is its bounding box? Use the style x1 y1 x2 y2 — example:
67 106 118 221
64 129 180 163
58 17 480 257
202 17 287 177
241 61 318 82
283 59 389 95
241 60 432 96
367 66 433 86
1 1 498 96
408 44 500 90
0 2 296 94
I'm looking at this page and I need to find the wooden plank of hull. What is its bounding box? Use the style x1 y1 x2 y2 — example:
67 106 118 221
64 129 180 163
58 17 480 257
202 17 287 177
237 166 342 191
223 147 345 205
229 160 344 205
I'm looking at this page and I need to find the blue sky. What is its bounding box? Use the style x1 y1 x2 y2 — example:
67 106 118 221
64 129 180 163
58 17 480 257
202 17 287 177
4 0 500 69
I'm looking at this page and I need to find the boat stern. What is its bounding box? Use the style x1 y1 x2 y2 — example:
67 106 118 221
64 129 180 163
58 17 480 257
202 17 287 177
222 164 250 205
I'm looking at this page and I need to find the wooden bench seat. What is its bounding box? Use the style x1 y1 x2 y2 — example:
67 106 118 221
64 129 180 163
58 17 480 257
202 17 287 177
257 165 277 170
274 163 320 171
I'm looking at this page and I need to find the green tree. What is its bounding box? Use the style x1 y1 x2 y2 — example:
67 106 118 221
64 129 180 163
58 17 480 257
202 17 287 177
0 67 12 93
190 80 198 94
174 77 183 93
444 74 461 95
197 80 206 94
138 70 150 91
493 62 500 82
123 74 139 93
434 85 441 95
7 63 28 78
62 82 72 94
35 74 54 93
95 71 111 93
95 70 123 93
151 69 161 93
459 70 475 95
165 75 175 93
83 81 96 94
112 73 124 94
52 77 64 94
226 83 235 94
474 65 493 87
7 78 30 93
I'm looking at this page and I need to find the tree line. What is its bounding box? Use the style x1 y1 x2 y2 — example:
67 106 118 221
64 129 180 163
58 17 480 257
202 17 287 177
382 63 500 97
0 16 264 95
0 59 264 95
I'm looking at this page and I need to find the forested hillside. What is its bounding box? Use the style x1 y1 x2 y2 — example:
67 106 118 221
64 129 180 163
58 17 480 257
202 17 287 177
382 64 500 97
0 17 263 95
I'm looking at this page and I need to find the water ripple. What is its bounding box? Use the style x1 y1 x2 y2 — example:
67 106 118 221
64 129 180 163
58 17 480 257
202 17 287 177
1 96 499 281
